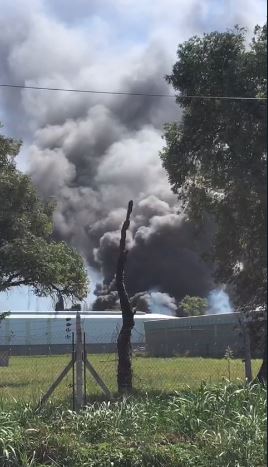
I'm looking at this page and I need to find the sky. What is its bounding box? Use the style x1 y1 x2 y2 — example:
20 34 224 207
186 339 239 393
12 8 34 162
0 0 266 312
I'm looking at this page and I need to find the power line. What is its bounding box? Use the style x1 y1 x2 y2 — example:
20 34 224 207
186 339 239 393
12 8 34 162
0 83 266 101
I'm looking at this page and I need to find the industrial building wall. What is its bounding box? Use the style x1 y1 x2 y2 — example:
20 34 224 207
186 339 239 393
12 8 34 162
0 317 131 355
0 312 171 355
144 313 254 358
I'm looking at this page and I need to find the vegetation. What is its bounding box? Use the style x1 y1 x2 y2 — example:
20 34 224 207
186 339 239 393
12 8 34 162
0 382 266 466
178 296 208 316
0 128 89 302
161 24 267 308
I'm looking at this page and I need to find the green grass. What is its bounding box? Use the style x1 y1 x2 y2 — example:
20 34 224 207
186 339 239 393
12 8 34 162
0 382 266 466
0 353 262 403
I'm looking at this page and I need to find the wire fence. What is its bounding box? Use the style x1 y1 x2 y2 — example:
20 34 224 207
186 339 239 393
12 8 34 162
0 332 262 406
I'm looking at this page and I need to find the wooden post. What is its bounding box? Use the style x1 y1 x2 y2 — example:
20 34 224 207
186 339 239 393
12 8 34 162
37 360 73 409
242 319 253 382
85 359 111 398
76 312 83 410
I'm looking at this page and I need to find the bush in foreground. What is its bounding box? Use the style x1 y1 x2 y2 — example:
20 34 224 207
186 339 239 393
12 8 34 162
0 382 266 466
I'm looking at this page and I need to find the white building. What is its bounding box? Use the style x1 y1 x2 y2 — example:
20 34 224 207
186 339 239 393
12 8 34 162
0 311 175 355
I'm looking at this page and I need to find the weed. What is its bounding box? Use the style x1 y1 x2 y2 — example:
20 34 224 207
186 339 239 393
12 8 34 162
0 382 266 466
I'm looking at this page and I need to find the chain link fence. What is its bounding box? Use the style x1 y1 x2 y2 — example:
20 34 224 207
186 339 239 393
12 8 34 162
0 332 262 406
0 346 76 404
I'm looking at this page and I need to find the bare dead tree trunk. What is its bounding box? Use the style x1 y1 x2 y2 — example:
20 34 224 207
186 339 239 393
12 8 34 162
116 200 135 394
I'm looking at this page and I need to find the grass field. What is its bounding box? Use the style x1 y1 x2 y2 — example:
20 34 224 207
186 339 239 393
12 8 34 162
0 382 266 466
0 353 262 403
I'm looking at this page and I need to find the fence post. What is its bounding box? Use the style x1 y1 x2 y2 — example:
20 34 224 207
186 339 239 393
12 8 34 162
72 332 75 411
83 332 87 406
242 319 253 382
76 312 83 410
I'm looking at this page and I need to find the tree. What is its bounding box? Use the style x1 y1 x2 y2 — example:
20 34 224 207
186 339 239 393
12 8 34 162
161 24 267 379
116 201 135 393
0 128 89 303
178 295 208 317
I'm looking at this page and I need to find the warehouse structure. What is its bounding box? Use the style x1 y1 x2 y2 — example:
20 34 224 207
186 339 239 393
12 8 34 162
1 311 261 358
0 311 173 356
144 312 251 358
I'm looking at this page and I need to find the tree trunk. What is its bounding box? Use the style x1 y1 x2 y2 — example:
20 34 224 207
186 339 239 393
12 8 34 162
116 200 135 394
254 337 267 384
55 292 64 311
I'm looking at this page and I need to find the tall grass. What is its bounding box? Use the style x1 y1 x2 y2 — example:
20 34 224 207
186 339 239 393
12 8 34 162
0 382 266 466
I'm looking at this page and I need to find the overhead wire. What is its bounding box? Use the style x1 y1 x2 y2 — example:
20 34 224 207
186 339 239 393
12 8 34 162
0 83 266 101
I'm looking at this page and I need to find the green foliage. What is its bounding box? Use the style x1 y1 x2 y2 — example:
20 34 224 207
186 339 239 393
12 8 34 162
161 24 267 308
178 295 208 316
0 383 266 466
0 128 89 300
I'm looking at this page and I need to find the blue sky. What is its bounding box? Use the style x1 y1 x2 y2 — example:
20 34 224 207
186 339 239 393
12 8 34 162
0 0 266 311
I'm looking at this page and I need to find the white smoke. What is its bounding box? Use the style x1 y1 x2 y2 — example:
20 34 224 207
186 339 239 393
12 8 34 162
146 290 177 315
207 289 233 314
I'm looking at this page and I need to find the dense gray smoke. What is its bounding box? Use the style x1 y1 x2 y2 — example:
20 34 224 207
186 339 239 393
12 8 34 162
93 198 214 298
93 289 178 315
0 0 263 312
